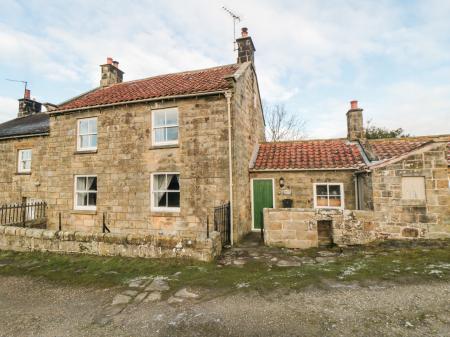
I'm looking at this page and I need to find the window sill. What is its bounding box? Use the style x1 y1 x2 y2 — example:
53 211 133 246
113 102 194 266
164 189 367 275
71 210 97 215
74 150 98 155
150 144 179 150
16 172 31 176
151 210 180 217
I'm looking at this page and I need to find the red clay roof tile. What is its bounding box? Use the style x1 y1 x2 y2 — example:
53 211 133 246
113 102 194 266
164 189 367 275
366 139 429 161
58 64 240 111
253 140 365 170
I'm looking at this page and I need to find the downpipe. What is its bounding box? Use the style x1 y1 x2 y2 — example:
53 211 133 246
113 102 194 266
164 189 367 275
225 91 234 245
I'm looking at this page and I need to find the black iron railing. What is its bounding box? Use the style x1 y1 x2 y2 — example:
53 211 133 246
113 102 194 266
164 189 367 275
0 201 47 227
214 202 231 246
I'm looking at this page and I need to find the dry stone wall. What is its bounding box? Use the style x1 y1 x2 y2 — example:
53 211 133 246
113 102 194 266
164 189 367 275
0 225 222 262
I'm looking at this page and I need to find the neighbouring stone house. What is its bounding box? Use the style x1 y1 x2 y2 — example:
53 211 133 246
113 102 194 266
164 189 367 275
250 101 449 249
0 28 264 259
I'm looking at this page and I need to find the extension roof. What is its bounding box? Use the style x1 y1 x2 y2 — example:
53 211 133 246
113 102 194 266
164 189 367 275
252 139 366 170
56 64 241 112
0 113 49 140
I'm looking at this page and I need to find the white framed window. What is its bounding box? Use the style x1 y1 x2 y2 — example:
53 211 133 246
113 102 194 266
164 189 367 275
313 183 344 209
18 149 32 173
74 175 97 210
402 176 425 200
151 173 180 212
77 117 97 151
152 108 179 146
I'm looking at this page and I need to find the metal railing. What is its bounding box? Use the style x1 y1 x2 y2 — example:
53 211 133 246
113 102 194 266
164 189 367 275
214 202 231 246
0 201 47 227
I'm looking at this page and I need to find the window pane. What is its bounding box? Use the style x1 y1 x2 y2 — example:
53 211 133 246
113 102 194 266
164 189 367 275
79 120 88 135
329 185 341 196
316 196 328 207
87 177 97 191
77 177 86 191
154 175 166 190
316 185 327 195
167 174 180 191
88 119 97 134
88 193 97 206
77 192 87 206
166 127 178 141
168 192 180 207
165 109 178 125
153 111 165 127
80 135 90 148
154 192 167 207
24 160 31 170
329 196 341 207
154 128 165 142
90 135 97 148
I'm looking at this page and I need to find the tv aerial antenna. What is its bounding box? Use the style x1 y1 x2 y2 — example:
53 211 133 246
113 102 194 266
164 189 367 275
222 6 241 51
6 78 28 96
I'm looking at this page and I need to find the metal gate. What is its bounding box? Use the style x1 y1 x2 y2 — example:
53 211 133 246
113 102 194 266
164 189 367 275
214 202 231 246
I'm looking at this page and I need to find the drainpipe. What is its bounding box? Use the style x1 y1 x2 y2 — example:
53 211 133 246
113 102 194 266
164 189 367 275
225 91 234 245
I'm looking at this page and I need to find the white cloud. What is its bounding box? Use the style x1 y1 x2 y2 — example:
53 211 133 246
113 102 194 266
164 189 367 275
0 96 18 123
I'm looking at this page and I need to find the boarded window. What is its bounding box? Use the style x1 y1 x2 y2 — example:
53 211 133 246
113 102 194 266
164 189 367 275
401 177 425 200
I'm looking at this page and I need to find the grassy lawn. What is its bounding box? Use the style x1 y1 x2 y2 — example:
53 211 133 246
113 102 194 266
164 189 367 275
0 242 449 292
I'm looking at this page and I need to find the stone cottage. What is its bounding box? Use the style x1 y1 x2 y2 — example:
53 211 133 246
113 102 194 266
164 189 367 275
0 28 264 259
250 101 449 249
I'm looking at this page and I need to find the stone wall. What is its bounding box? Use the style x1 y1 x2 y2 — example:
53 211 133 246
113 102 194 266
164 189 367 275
0 136 48 204
371 142 449 239
231 63 265 241
0 226 222 262
263 208 376 249
250 170 357 210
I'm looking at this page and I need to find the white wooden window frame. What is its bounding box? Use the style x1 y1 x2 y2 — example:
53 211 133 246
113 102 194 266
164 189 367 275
152 108 179 146
313 183 345 209
150 172 180 212
74 175 97 211
17 149 32 173
77 117 98 151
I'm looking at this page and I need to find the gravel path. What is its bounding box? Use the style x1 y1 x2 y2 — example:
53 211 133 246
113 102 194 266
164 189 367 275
0 276 449 337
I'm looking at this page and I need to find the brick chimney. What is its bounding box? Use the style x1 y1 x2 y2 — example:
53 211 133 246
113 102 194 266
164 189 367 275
100 57 124 87
236 27 255 64
18 89 42 118
347 100 364 140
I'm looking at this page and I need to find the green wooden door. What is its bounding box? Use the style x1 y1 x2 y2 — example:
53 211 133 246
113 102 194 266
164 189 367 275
252 179 274 230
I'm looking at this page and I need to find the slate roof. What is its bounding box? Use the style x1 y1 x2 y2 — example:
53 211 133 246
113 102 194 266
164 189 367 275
0 113 49 139
57 64 241 112
252 139 366 170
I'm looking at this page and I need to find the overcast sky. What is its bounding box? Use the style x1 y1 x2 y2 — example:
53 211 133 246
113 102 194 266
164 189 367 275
0 0 449 138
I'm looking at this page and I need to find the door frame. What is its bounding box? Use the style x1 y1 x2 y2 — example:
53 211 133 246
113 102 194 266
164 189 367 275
251 178 276 231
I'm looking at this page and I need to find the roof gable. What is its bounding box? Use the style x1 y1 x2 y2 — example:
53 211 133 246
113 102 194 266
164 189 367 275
57 64 240 112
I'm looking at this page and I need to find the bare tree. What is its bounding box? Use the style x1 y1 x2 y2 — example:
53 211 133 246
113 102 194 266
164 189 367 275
263 103 306 142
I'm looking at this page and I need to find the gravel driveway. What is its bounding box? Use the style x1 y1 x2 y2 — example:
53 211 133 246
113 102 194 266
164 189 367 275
0 276 448 337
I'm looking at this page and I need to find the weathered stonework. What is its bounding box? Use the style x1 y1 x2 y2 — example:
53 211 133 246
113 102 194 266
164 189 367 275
250 170 357 210
263 208 376 248
369 142 449 239
0 225 222 262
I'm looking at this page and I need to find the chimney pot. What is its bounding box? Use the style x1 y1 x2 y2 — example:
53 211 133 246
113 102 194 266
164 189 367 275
350 100 358 110
107 57 113 64
24 89 31 100
241 27 248 37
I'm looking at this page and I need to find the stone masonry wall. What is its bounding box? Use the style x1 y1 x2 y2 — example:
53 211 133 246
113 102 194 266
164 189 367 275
371 143 449 239
263 208 376 249
0 226 222 262
250 170 357 210
46 94 231 240
0 136 48 204
231 64 266 241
